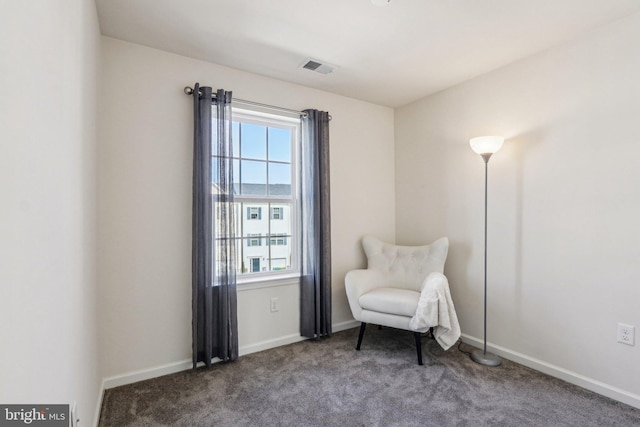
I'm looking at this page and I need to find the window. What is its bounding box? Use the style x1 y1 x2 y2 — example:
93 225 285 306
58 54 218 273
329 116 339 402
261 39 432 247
270 207 283 220
247 233 262 247
267 233 287 246
248 207 262 220
213 108 299 280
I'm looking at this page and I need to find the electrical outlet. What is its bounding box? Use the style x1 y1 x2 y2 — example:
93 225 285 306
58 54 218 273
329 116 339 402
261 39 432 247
617 323 635 346
270 297 279 312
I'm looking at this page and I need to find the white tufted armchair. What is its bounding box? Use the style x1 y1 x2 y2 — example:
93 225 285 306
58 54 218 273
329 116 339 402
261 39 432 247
345 235 449 365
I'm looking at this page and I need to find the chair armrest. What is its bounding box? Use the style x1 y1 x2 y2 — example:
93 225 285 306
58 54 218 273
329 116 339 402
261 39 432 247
345 269 387 321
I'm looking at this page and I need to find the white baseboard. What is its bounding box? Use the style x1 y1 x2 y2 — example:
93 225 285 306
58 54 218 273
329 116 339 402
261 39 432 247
239 332 307 356
101 320 360 392
102 359 195 390
238 321 358 358
94 324 638 425
96 337 306 425
460 333 640 410
92 379 106 427
333 319 360 332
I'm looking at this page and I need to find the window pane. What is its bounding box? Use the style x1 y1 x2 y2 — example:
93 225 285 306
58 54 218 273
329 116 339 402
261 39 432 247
246 233 262 247
270 203 291 238
214 202 241 239
270 206 283 220
241 160 267 195
269 202 292 272
268 224 292 272
211 156 224 188
241 123 267 160
268 163 291 196
235 238 244 275
211 156 218 186
250 257 262 273
232 121 240 158
211 122 217 154
232 159 240 195
242 202 268 274
270 258 287 271
211 116 234 157
212 157 237 196
212 156 234 188
242 203 268 231
268 128 291 162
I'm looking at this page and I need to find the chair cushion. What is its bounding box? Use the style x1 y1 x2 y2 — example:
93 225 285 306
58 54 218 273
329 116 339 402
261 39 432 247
362 235 449 292
359 287 420 318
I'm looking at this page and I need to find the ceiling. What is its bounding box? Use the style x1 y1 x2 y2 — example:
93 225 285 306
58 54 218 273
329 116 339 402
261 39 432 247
96 0 640 108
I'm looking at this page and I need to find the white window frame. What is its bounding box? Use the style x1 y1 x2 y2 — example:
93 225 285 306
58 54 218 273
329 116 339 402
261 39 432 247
231 107 301 286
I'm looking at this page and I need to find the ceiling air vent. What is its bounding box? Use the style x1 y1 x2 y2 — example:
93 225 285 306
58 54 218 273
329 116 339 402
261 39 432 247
300 58 335 75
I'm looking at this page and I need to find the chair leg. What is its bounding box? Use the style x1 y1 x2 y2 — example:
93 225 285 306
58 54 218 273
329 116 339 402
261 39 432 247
356 323 367 350
414 332 423 365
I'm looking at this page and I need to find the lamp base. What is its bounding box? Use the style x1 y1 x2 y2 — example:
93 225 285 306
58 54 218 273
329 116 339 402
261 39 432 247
470 349 502 367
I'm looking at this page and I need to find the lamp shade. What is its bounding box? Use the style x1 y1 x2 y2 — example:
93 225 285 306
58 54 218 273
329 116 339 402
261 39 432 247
469 136 504 155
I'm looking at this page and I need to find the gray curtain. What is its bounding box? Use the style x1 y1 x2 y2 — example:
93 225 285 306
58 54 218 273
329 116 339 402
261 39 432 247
192 83 238 368
300 109 332 339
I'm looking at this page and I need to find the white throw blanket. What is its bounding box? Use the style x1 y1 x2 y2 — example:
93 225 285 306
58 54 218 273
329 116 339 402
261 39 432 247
409 272 461 350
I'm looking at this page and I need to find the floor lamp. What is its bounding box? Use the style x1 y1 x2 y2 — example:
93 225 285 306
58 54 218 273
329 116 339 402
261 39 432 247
469 135 503 367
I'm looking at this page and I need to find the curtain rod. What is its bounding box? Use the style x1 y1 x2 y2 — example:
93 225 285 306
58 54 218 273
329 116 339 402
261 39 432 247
184 86 331 120
184 86 307 118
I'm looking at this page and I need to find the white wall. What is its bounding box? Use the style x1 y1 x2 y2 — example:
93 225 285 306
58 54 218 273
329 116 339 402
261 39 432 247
395 13 640 405
98 37 395 379
0 0 101 423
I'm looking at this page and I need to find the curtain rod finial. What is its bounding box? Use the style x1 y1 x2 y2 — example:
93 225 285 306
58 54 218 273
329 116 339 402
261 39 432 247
184 86 194 95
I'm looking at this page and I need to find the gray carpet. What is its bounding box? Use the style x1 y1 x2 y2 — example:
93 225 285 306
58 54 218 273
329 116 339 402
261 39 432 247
99 327 640 426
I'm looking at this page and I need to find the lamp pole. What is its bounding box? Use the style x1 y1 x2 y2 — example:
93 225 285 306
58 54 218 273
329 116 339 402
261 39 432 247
483 154 490 355
469 137 503 367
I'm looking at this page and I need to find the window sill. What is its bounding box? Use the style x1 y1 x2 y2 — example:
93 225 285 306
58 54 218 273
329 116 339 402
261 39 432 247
236 273 301 291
